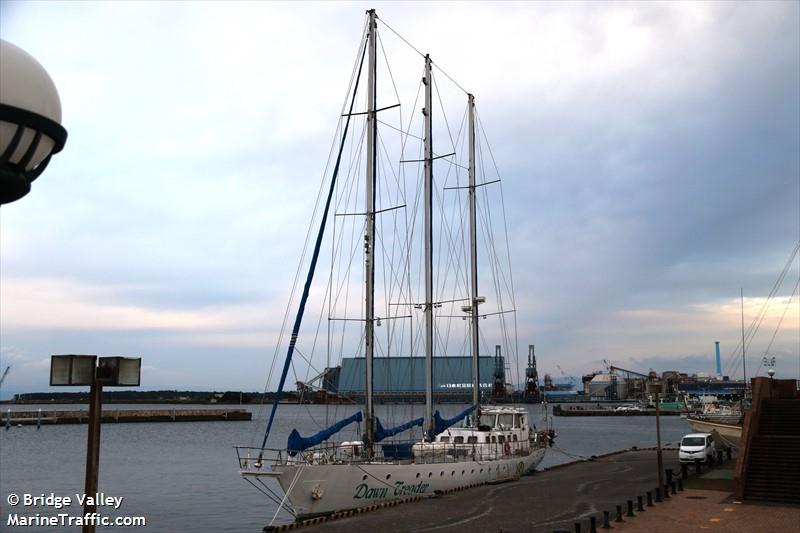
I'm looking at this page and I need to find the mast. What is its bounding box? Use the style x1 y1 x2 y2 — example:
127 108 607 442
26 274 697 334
467 94 480 411
423 53 435 439
364 9 377 453
741 287 747 394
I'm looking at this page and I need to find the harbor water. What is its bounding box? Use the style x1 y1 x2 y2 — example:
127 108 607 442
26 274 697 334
0 403 694 532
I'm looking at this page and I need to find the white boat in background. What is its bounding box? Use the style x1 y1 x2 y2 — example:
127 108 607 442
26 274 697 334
686 404 743 447
685 415 742 447
235 9 552 522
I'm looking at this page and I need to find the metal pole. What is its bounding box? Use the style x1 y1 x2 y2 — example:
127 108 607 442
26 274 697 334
423 53 435 439
655 391 664 494
467 93 479 412
363 8 377 454
741 288 747 394
83 379 102 533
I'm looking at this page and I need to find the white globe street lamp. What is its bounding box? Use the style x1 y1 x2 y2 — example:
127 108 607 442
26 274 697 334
0 39 67 204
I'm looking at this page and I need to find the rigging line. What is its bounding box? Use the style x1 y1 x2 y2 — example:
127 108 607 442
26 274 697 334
476 140 515 379
377 16 425 58
379 15 469 92
268 465 306 527
764 275 800 358
377 30 403 124
723 242 800 376
250 22 369 447
378 119 424 141
260 36 369 451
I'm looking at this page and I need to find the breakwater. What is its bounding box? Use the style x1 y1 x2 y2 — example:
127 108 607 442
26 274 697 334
3 408 251 425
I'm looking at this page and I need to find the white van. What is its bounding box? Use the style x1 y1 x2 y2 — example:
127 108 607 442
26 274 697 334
679 432 714 463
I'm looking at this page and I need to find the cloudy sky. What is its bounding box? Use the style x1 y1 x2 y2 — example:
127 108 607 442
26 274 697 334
1 1 798 398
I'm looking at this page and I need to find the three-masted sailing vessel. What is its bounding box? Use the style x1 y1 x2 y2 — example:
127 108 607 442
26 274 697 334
236 10 550 520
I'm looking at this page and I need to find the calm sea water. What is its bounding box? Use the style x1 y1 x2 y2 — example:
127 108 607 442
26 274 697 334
0 403 693 532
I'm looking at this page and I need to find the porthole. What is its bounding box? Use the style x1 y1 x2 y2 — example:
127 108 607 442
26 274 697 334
461 470 465 475
428 472 432 478
451 470 455 476
440 471 444 477
471 469 474 474
362 475 367 481
386 474 391 480
416 473 420 479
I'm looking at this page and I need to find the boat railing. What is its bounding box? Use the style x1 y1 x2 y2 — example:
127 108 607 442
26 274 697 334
236 434 545 474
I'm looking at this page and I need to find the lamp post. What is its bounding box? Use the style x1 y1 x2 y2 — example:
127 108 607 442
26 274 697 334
50 355 141 533
0 39 67 204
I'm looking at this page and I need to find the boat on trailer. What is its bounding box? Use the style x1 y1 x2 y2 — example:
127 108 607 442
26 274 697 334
236 8 552 522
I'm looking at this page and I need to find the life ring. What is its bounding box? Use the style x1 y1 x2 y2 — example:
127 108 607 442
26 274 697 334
503 442 511 456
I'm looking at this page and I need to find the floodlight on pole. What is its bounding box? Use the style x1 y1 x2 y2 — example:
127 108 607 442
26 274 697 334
49 355 141 533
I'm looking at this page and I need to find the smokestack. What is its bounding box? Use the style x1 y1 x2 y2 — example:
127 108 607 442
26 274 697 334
715 341 721 377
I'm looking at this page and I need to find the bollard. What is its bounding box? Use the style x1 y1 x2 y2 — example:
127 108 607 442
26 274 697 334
637 495 645 512
665 468 673 484
678 478 684 491
655 487 663 502
670 481 677 495
37 408 42 430
615 505 624 522
574 522 581 533
681 463 688 479
646 491 654 507
663 484 670 499
626 499 635 518
589 516 597 533
601 511 612 529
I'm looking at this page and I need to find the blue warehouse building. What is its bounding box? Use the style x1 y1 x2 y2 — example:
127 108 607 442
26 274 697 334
331 356 501 403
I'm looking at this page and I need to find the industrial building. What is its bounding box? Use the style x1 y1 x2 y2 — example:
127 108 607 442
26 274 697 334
317 356 503 403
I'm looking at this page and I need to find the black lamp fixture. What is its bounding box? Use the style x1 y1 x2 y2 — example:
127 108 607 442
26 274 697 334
0 39 67 205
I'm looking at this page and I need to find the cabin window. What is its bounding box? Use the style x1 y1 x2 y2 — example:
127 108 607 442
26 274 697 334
519 415 525 427
479 414 496 428
512 434 518 442
454 436 464 444
491 436 496 443
498 414 514 427
467 436 477 444
498 435 505 444
440 436 449 443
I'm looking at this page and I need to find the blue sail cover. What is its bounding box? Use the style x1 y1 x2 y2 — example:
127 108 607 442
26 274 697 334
373 416 424 443
433 405 477 436
287 411 363 455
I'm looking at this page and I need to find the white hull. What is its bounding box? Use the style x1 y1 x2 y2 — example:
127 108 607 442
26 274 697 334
686 417 742 447
268 447 546 518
